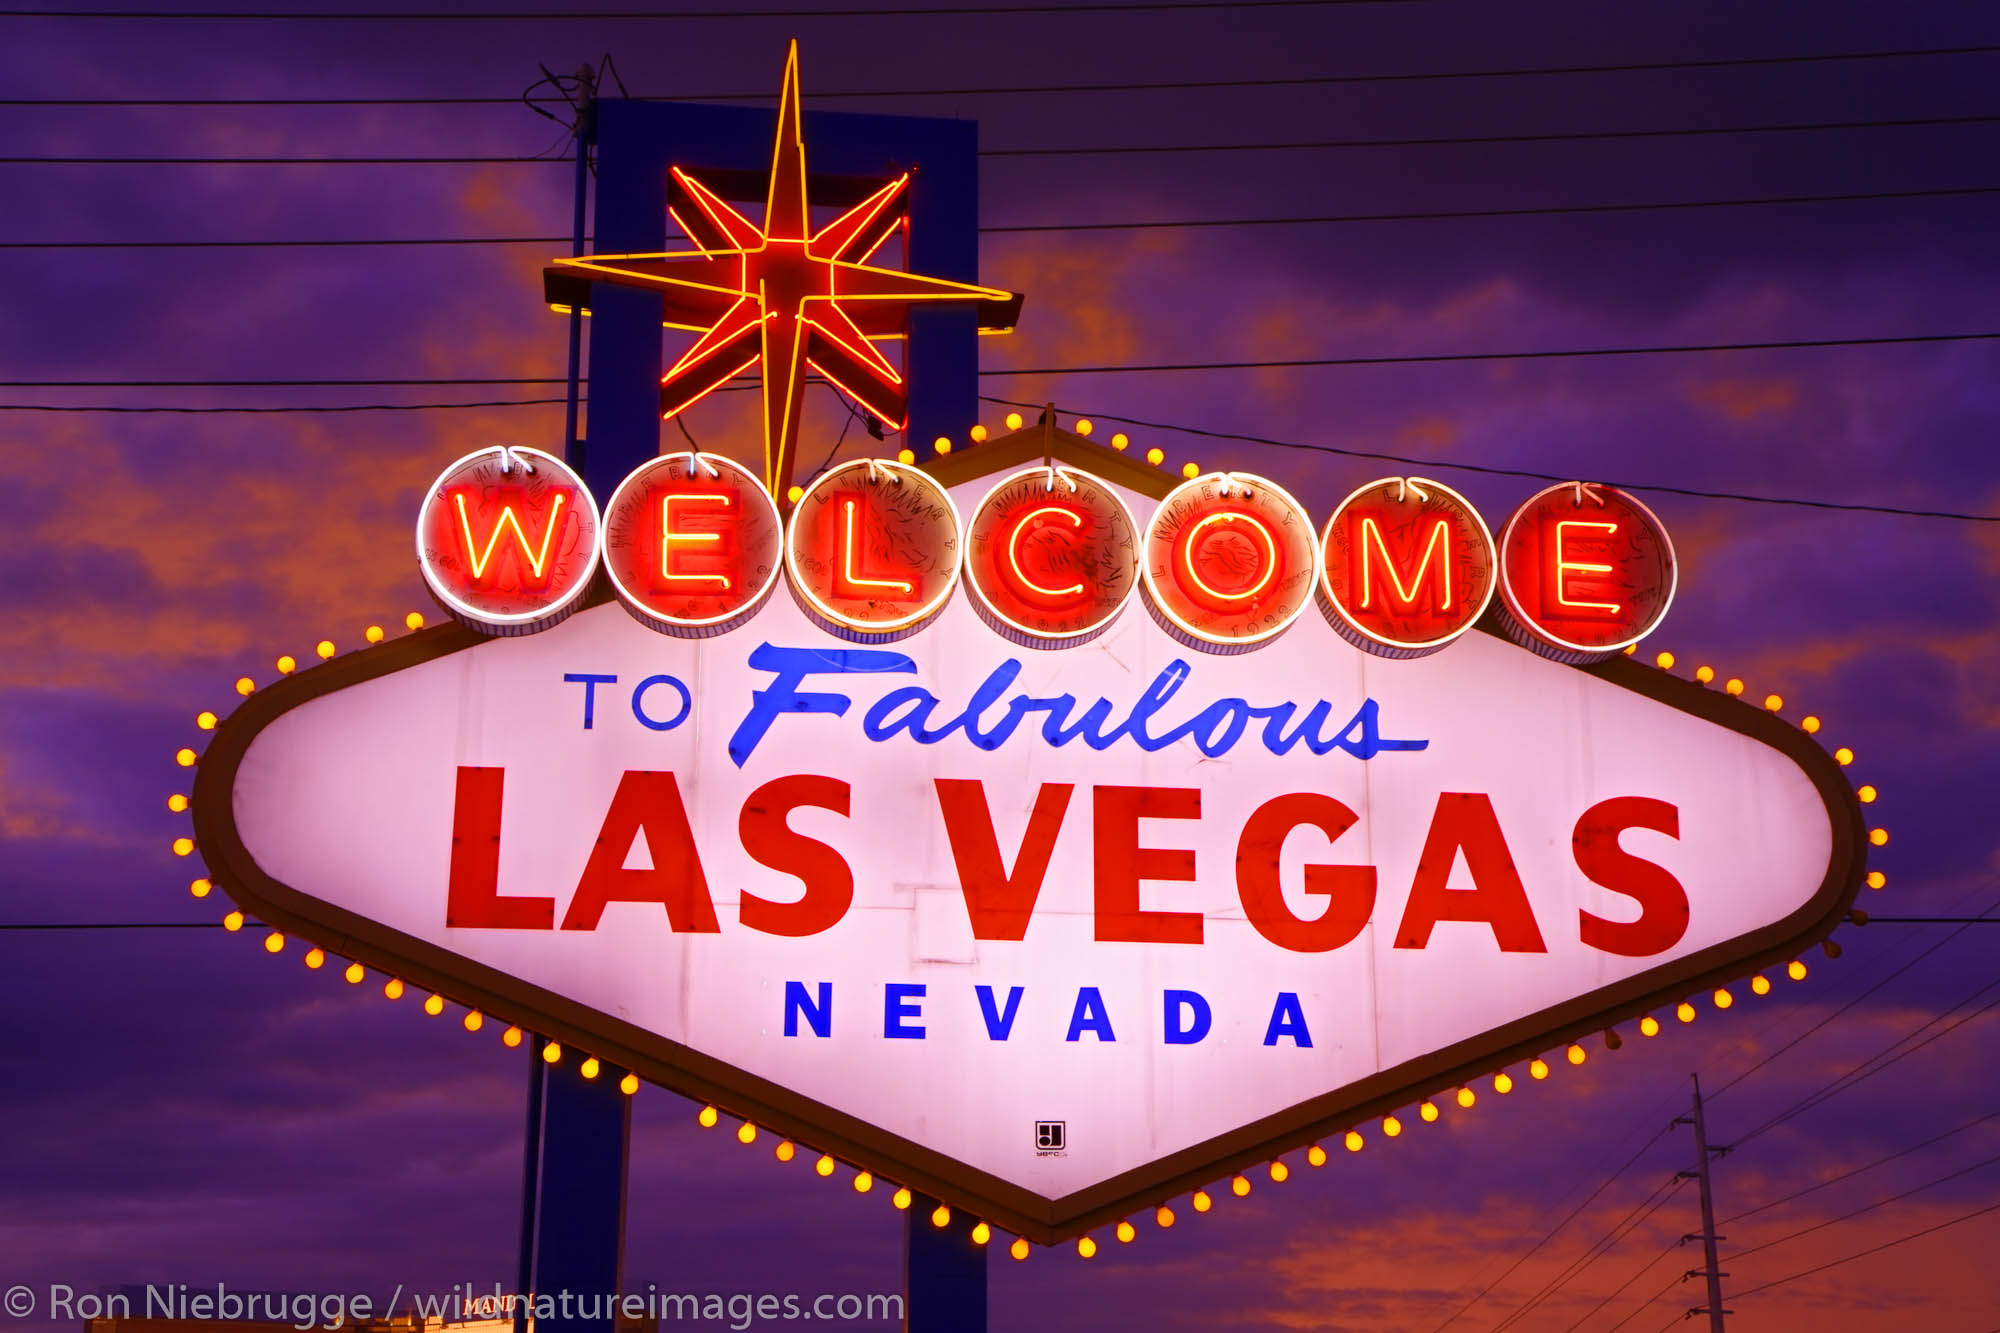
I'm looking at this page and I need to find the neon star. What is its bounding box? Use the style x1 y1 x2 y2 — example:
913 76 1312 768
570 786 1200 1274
544 41 1022 499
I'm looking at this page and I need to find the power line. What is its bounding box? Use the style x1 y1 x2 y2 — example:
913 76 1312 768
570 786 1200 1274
1727 1197 2000 1302
1723 1150 2000 1267
1488 1175 1689 1332
0 397 571 413
7 112 1995 166
8 183 1995 249
5 42 1994 106
976 392 2000 523
0 0 1423 19
1719 1109 2000 1228
1562 1236 1682 1333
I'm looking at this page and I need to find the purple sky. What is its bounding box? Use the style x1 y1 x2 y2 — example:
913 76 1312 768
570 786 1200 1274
3 2 1999 1330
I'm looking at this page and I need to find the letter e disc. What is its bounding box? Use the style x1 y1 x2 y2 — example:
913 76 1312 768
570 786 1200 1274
603 452 784 637
965 466 1141 647
1497 482 1677 663
1319 477 1496 659
786 458 963 640
1141 472 1318 652
416 445 601 636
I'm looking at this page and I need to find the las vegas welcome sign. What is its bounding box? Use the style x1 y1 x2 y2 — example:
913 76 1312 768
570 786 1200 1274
190 420 1865 1245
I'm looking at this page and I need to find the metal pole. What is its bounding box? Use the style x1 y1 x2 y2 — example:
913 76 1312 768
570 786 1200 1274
1682 1074 1728 1330
905 1193 987 1333
512 1044 546 1333
564 66 595 465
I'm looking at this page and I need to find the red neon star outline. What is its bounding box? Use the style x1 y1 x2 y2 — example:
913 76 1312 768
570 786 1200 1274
548 42 1022 499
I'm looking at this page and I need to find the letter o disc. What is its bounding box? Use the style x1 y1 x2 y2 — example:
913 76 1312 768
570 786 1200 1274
416 445 601 636
1319 476 1496 659
1497 482 1677 663
964 466 1141 647
602 452 784 637
1140 471 1318 653
785 458 963 641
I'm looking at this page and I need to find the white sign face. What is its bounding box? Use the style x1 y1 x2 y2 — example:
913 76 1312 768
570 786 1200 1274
207 469 1856 1238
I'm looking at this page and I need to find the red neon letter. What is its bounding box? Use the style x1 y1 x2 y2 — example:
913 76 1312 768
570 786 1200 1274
936 779 1075 941
1576 797 1688 957
837 496 917 598
1360 516 1452 611
1093 785 1203 944
1552 519 1621 613
1394 793 1547 952
450 486 572 590
1180 511 1278 606
1235 792 1376 953
1005 507 1087 602
738 774 854 937
660 492 734 590
562 771 719 933
445 766 554 929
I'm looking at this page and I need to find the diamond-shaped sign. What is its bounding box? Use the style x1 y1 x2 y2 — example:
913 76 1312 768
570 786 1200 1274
191 431 1863 1244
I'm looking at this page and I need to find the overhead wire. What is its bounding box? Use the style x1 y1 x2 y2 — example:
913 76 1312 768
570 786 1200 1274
1725 1198 2000 1303
0 0 1425 18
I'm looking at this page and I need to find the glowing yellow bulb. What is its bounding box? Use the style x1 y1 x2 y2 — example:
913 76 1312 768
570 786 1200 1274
893 1188 912 1211
1456 1087 1475 1109
1075 419 1094 436
1010 1238 1030 1261
1566 1044 1586 1065
1788 960 1808 981
1077 1236 1098 1260
1867 870 1886 890
1869 828 1889 846
172 837 194 856
234 676 255 696
1802 714 1821 732
1654 651 1675 669
222 910 243 932
1116 1220 1136 1243
814 1154 834 1176
1529 1059 1549 1080
931 1205 950 1228
620 1073 639 1095
934 436 953 455
405 611 425 631
365 625 385 644
1145 447 1165 466
541 1042 561 1065
735 1119 754 1143
1192 1191 1213 1213
1231 1174 1251 1196
1858 785 1878 803
1419 1102 1439 1122
382 978 403 1000
583 1058 605 1081
853 1171 873 1192
1005 412 1024 430
463 1010 483 1031
1695 665 1715 683
1835 747 1854 766
1270 1160 1289 1181
1307 1144 1328 1166
775 1140 794 1162
1383 1116 1404 1137
1640 1015 1660 1037
276 656 296 674
304 948 324 969
1724 677 1744 696
1494 1073 1513 1094
1110 432 1130 451
502 1025 523 1046
1761 694 1783 713
698 1106 719 1129
175 747 197 767
1181 462 1199 479
263 932 284 954
346 962 365 985
1677 1002 1696 1023
896 448 915 464
196 710 217 730
970 423 989 443
423 994 444 1016
786 485 804 504
973 1222 992 1244
1156 1205 1176 1227
316 641 336 660
167 793 188 813
1751 975 1771 996
1713 988 1733 1009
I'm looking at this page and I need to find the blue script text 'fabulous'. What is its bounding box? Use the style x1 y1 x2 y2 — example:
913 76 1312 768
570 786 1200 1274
563 644 1429 767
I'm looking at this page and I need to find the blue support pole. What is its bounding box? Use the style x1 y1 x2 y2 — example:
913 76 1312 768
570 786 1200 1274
905 1194 988 1333
531 1046 631 1332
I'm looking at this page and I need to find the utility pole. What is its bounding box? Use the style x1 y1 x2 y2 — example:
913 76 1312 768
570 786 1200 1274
1675 1074 1730 1329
